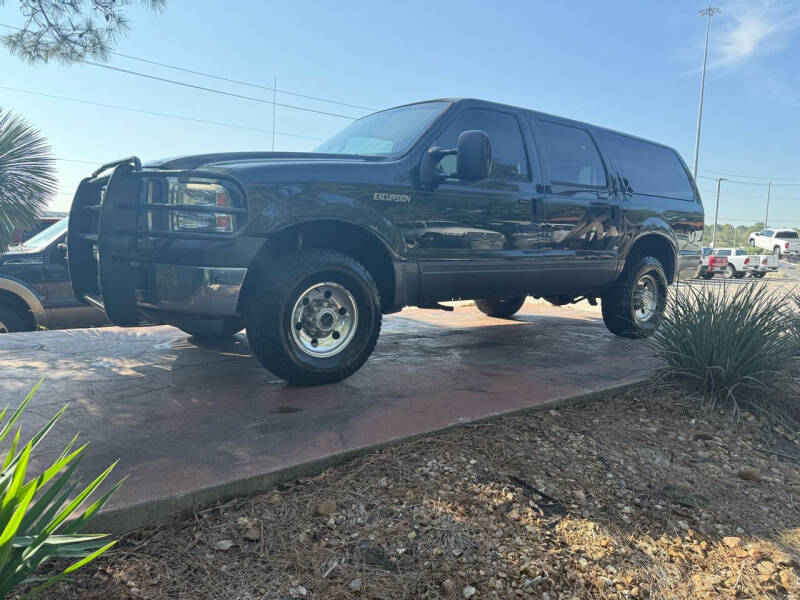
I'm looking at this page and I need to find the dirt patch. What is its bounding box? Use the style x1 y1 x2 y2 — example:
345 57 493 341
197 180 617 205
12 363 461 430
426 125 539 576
32 387 800 599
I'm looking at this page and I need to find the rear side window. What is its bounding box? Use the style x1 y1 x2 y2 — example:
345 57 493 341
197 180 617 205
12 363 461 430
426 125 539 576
776 231 798 239
535 120 607 187
604 132 695 201
433 108 529 180
716 249 731 256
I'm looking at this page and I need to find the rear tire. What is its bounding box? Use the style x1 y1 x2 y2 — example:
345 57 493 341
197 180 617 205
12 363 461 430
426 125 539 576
0 303 26 334
749 239 755 247
475 296 526 318
724 265 736 279
243 249 382 386
601 255 667 338
774 246 781 257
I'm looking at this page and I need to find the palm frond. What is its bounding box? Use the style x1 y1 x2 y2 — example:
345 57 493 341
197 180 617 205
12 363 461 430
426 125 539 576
0 108 57 253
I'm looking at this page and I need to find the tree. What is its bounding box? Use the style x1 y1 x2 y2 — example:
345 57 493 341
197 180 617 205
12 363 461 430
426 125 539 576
0 0 166 64
0 108 57 252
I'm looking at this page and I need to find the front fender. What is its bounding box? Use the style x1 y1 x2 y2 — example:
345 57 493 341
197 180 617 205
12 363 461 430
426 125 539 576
246 183 410 260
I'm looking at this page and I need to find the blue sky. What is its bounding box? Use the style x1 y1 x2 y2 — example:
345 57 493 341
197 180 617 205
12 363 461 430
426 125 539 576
1 0 799 225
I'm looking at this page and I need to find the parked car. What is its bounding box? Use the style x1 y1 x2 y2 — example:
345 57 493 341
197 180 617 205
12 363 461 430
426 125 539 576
0 219 108 333
696 247 728 279
750 253 778 277
748 228 800 258
713 248 754 279
67 98 704 385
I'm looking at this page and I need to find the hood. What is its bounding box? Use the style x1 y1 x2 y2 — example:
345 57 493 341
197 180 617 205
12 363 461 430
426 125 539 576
144 151 387 171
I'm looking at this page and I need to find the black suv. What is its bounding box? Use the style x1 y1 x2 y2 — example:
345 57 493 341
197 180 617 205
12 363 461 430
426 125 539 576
68 98 704 384
0 219 107 333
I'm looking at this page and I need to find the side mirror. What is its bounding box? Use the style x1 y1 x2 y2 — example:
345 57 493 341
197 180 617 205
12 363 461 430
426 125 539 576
456 130 492 181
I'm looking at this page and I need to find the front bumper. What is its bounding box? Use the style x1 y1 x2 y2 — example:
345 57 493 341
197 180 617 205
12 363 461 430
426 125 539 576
67 157 253 326
136 264 246 317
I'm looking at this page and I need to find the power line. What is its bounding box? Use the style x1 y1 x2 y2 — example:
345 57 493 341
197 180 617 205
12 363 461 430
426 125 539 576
699 167 800 182
0 85 325 141
108 51 377 112
83 61 358 120
0 22 375 113
696 174 800 187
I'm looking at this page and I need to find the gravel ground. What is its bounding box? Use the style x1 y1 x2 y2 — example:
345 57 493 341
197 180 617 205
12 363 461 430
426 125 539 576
31 386 800 600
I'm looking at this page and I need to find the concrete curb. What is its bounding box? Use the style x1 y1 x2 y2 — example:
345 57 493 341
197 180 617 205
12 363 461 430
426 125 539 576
90 378 649 535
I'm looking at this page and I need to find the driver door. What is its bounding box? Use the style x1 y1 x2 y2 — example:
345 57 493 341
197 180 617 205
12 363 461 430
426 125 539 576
411 107 542 301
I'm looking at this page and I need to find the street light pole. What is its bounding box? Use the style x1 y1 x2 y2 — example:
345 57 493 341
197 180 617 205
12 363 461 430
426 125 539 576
692 6 721 180
764 180 772 227
711 177 725 247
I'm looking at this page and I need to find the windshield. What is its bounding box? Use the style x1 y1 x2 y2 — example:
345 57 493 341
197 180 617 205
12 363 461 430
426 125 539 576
316 101 449 156
19 219 67 251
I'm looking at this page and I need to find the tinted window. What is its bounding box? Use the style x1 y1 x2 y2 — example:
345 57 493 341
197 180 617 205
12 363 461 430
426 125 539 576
535 120 607 187
735 249 747 256
433 109 528 180
776 231 798 239
763 230 774 237
604 133 694 201
716 249 731 256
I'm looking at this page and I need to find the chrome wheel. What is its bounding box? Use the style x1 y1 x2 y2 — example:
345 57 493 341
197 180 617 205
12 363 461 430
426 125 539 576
632 274 658 324
290 282 358 358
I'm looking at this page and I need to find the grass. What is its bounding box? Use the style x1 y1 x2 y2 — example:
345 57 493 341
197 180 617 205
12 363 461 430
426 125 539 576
653 282 798 418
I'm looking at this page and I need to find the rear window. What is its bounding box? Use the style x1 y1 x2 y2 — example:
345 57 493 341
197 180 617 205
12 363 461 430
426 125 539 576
776 231 798 239
604 132 695 201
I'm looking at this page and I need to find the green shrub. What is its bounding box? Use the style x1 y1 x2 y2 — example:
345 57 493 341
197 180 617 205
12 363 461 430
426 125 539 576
0 380 123 599
745 245 769 255
654 283 797 413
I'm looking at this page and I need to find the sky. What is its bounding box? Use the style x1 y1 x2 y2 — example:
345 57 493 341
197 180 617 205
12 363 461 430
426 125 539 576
1 0 799 226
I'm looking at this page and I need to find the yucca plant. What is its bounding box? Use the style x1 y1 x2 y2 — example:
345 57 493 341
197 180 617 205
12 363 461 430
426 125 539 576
0 108 57 253
0 379 123 599
653 283 798 413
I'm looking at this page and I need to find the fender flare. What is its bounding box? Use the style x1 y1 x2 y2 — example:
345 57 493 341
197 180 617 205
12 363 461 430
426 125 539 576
0 276 48 328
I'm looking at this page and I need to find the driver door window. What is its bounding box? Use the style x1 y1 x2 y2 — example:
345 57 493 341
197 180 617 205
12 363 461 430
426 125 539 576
432 109 529 180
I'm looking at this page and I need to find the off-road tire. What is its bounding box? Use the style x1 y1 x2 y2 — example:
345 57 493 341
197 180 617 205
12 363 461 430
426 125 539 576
0 303 26 334
243 249 382 386
724 265 736 279
475 297 526 318
601 255 667 338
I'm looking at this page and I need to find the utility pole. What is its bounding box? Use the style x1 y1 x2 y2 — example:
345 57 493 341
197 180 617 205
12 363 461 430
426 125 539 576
764 180 772 227
271 76 277 151
711 177 725 247
692 6 721 180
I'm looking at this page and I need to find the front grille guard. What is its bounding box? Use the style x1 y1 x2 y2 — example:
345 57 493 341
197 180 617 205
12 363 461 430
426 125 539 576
67 156 248 326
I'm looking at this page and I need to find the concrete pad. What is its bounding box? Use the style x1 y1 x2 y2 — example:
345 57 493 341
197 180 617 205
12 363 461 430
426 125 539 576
0 303 661 533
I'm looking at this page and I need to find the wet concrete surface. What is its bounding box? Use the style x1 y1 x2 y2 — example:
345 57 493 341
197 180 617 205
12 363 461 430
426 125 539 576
0 302 661 531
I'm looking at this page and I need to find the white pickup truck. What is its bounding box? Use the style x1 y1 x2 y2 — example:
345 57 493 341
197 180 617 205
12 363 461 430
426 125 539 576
713 247 777 279
748 228 800 258
713 248 754 279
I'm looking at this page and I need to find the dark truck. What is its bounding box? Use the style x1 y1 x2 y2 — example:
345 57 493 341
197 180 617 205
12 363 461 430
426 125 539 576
67 98 704 385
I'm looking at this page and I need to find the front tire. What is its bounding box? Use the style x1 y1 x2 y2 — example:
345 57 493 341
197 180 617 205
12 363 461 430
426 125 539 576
475 296 526 318
243 249 382 386
0 303 26 334
601 255 667 338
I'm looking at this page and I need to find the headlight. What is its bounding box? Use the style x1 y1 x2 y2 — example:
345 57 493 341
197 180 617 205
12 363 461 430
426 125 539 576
167 178 236 234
